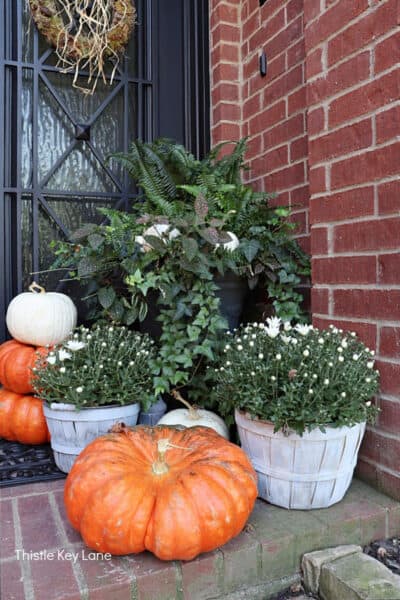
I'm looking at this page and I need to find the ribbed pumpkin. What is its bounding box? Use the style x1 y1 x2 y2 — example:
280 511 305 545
0 340 46 394
64 424 257 560
0 389 50 444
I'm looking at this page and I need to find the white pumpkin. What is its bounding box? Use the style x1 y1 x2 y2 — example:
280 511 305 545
6 282 77 346
135 223 181 252
158 391 229 439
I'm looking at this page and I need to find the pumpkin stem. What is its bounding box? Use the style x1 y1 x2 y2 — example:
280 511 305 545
171 389 201 420
29 282 46 294
152 437 192 476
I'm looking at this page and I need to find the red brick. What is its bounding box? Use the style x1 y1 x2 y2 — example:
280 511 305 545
331 142 400 189
311 226 328 255
376 360 400 397
311 317 377 350
308 52 370 105
290 135 308 162
309 166 326 195
213 102 241 123
287 0 303 22
377 469 400 501
333 289 400 320
305 0 369 52
212 62 240 83
263 114 304 149
264 65 304 105
266 8 286 40
290 184 310 209
288 86 307 115
378 180 400 215
0 499 15 560
260 145 289 172
380 327 400 358
242 10 260 41
376 105 400 144
310 187 375 224
211 3 239 29
359 429 384 466
356 457 378 489
243 93 261 121
211 42 240 65
264 161 305 191
250 101 286 137
329 70 400 128
79 556 132 600
287 38 305 68
181 550 223 600
309 118 372 163
243 53 260 82
378 252 400 284
303 0 322 23
311 287 329 314
212 122 241 144
327 1 398 66
211 22 241 45
0 479 65 500
31 552 81 599
378 398 400 435
307 107 325 135
0 560 26 600
246 134 262 158
289 210 307 235
212 82 240 104
18 494 63 552
124 553 178 599
306 47 323 79
312 256 376 284
334 217 400 252
375 30 400 74
263 17 303 59
220 532 260 594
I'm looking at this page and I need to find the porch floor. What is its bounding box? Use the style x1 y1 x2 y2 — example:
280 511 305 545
1 478 399 600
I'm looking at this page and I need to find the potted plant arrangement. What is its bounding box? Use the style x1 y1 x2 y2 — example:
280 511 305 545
51 138 309 403
210 320 379 509
33 323 157 472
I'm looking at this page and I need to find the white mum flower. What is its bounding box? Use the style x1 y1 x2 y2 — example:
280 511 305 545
66 340 86 352
281 335 292 345
58 349 72 361
237 345 243 351
295 324 313 336
328 361 333 367
271 376 276 382
312 374 318 379
283 321 292 331
341 340 348 348
318 338 324 344
365 377 371 383
303 349 310 357
324 379 329 385
367 361 374 369
249 341 254 347
76 387 83 393
366 401 372 407
225 344 231 350
59 367 66 374
276 353 282 361
370 350 375 356
226 361 231 366
267 316 282 330
252 334 257 339
46 356 57 365
251 371 256 376
338 356 344 362
291 338 298 345
258 353 264 360
337 347 343 353
341 392 346 398
353 354 359 361
309 389 314 394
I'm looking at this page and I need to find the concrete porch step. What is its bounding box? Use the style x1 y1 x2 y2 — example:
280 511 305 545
1 478 399 599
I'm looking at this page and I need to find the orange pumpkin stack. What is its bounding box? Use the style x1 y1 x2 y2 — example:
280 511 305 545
0 339 50 444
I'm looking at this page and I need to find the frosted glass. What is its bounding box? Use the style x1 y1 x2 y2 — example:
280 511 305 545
21 70 33 188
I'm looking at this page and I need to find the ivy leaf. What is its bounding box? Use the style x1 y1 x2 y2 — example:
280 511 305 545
98 287 116 309
182 238 199 262
200 227 219 245
187 325 201 341
143 235 167 253
88 233 104 250
194 193 209 218
240 239 260 262
109 299 124 321
125 308 138 326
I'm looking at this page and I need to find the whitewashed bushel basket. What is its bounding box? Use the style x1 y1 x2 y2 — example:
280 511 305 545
235 409 366 510
43 402 140 473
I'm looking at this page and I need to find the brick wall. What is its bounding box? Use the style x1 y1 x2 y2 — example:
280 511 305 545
306 0 400 499
210 0 400 499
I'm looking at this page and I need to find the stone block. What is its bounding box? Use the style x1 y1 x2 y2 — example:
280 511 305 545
302 544 362 594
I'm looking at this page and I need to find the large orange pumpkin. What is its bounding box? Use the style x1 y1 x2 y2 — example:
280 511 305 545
0 340 46 394
0 389 50 444
64 424 257 560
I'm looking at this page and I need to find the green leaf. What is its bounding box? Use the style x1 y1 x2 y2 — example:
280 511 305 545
88 233 104 250
98 287 116 309
138 302 148 322
125 308 138 325
194 193 209 218
109 299 124 321
187 325 201 341
200 227 219 245
182 238 199 262
143 235 167 253
77 257 98 278
240 239 260 262
70 223 97 242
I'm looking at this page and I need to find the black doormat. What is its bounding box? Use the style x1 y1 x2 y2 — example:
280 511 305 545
0 439 66 487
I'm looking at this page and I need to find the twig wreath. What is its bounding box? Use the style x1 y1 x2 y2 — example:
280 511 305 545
28 0 136 94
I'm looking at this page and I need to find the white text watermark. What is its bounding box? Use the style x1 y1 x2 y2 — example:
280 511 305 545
16 549 112 563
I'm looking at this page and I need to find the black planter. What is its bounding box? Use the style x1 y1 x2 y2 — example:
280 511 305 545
139 272 249 338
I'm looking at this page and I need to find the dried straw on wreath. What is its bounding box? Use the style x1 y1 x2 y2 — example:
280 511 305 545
28 0 136 94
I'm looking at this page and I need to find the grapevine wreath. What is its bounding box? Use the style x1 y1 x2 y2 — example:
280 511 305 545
28 0 136 93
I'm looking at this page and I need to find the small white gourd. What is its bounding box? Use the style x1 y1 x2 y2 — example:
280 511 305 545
6 282 78 346
157 390 229 439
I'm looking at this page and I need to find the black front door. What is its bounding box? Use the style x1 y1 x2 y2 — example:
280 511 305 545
0 0 210 341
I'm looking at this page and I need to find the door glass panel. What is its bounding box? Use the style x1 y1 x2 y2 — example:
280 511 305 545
44 197 114 234
21 195 33 291
45 143 119 193
22 69 33 188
